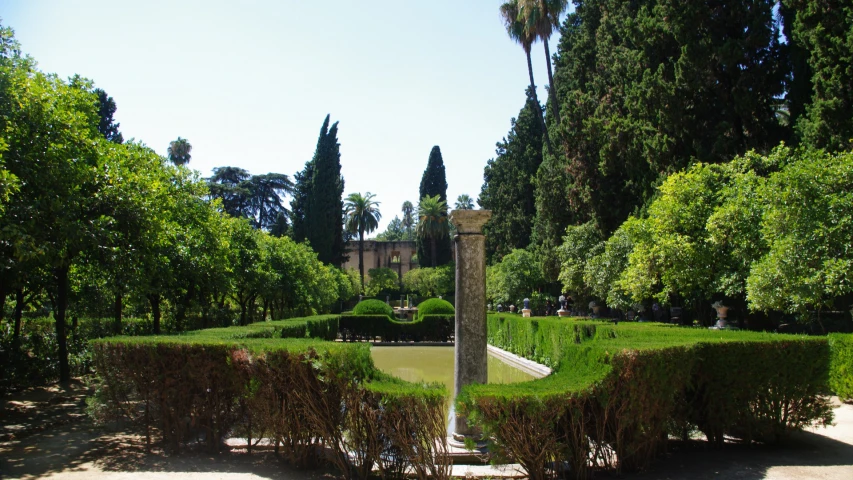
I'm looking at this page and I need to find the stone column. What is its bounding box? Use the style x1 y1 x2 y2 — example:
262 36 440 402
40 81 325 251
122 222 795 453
450 209 491 437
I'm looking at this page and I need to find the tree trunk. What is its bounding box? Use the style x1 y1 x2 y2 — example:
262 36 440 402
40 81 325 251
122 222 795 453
13 287 24 351
526 50 554 157
176 284 195 331
114 291 123 335
358 230 365 290
54 266 71 383
149 293 161 334
430 237 437 268
542 40 562 131
239 299 247 326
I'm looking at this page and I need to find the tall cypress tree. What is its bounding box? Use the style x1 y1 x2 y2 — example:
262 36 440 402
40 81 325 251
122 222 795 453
417 146 452 267
290 160 313 243
303 115 345 265
480 88 544 264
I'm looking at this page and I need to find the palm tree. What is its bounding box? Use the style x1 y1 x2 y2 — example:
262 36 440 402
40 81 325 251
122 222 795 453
167 137 192 166
500 0 554 157
401 200 415 240
455 194 475 210
519 0 568 129
417 195 449 268
345 192 382 289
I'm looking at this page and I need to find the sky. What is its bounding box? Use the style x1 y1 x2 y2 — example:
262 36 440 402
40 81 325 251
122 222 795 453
2 0 566 234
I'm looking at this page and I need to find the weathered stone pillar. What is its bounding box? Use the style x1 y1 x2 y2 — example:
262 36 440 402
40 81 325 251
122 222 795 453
450 209 491 437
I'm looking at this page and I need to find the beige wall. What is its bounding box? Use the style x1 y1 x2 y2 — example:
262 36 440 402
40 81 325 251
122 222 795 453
342 240 419 283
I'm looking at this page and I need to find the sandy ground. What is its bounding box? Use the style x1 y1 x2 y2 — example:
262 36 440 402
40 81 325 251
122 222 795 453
2 382 852 479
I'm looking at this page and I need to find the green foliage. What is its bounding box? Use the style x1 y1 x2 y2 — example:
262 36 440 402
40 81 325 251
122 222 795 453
747 148 853 316
364 267 399 297
417 147 452 267
402 264 454 297
462 317 837 477
787 0 853 151
417 298 455 316
167 137 191 166
829 333 853 401
352 299 394 319
557 221 603 305
340 314 453 342
480 89 545 263
486 249 544 305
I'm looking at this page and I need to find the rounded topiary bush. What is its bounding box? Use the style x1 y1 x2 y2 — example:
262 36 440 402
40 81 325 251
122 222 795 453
353 299 394 319
418 298 455 316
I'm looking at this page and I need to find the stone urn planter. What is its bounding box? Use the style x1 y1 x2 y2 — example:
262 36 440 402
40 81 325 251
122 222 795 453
711 301 730 328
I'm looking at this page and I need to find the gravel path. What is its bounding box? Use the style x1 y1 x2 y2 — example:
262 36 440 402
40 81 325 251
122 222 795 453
2 382 851 479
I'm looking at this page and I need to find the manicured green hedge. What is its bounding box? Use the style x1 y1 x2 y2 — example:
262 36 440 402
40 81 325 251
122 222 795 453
352 299 394 319
459 316 837 478
829 333 853 401
417 298 454 316
339 314 453 342
186 315 339 341
89 325 449 479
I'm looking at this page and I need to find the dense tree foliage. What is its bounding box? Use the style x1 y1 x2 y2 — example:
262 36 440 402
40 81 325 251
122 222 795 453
0 26 350 381
417 146 452 266
292 115 346 266
402 264 454 298
167 137 192 166
93 88 123 144
486 249 544 306
208 167 293 230
480 89 544 263
344 192 381 289
416 195 450 268
365 267 399 297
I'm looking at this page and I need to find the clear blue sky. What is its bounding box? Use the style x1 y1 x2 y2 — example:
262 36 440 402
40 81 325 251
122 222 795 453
2 0 565 234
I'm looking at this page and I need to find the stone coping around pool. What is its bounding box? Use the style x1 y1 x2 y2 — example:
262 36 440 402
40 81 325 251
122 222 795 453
369 341 453 346
486 344 552 378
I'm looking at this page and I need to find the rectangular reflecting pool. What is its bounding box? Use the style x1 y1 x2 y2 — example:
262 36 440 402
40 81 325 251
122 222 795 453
370 345 536 392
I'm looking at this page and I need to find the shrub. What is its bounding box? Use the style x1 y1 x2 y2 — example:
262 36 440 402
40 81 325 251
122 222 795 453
339 314 453 342
417 298 454 316
353 299 394 319
460 316 836 478
829 333 853 401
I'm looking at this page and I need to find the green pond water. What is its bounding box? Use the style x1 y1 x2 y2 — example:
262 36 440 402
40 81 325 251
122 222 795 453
370 346 535 392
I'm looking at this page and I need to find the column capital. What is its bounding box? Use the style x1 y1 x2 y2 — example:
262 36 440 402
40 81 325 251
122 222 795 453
449 209 491 235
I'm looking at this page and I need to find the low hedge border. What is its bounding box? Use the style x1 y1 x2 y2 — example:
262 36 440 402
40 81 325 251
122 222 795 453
459 315 838 478
339 314 453 342
89 329 449 479
184 315 339 341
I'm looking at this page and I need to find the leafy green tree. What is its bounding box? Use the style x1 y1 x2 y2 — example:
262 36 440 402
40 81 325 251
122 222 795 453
454 194 475 210
290 160 314 242
785 0 853 151
303 115 346 265
93 88 123 143
402 264 454 298
209 166 252 217
227 218 269 325
480 89 545 263
747 148 853 328
557 221 603 305
344 192 381 289
486 249 544 306
417 195 450 268
375 216 405 241
167 137 192 166
248 173 293 230
551 0 785 236
365 267 399 297
584 219 636 311
500 0 553 156
418 147 452 266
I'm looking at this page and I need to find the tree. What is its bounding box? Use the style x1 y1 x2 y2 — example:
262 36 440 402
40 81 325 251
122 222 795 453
167 137 192 166
303 115 346 265
417 147 452 267
344 192 381 289
486 249 544 306
365 267 399 297
455 194 475 210
248 173 293 230
375 216 405 241
500 0 553 157
209 166 252 218
401 201 416 239
416 195 450 268
519 0 568 131
402 264 454 298
93 88 123 143
290 160 314 242
480 89 545 263
785 0 853 151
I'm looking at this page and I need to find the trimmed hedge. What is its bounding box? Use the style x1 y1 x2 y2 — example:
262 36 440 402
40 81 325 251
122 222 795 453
459 316 837 478
90 328 449 479
187 315 339 341
340 314 453 342
352 299 394 319
417 298 454 316
829 333 853 401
